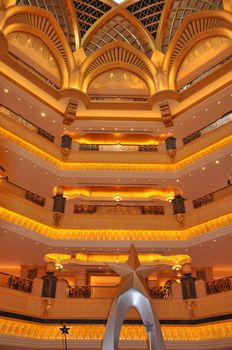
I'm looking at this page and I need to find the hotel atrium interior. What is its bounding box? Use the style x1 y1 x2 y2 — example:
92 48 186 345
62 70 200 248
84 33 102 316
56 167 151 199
0 0 232 349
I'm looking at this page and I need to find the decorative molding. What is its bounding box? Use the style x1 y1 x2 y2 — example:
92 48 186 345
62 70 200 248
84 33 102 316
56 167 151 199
1 126 232 173
0 318 231 341
0 206 232 242
163 10 232 89
2 5 75 87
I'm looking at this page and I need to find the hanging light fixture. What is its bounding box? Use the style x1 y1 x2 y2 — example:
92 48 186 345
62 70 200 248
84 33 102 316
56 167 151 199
172 259 182 271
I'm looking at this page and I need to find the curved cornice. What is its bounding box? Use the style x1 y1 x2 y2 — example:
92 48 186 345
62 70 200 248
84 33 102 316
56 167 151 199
80 40 157 94
1 5 76 87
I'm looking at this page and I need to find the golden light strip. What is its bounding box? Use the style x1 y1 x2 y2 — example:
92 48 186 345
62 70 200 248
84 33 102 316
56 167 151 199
44 253 191 265
65 131 168 145
54 185 177 201
0 127 231 172
1 207 232 241
0 319 231 341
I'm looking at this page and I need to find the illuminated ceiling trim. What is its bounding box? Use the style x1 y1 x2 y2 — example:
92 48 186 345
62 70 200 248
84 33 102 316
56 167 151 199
45 252 191 265
1 207 232 241
0 126 231 172
0 319 231 341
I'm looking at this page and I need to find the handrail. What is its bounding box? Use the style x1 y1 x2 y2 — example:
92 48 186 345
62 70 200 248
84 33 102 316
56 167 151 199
1 177 46 207
178 55 232 93
0 104 55 143
183 111 232 145
10 52 60 90
192 185 232 209
0 272 33 294
206 276 232 295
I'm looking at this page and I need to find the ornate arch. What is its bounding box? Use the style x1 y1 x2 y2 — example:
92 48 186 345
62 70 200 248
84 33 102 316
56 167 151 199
1 6 75 87
163 10 232 89
81 8 156 58
80 41 157 94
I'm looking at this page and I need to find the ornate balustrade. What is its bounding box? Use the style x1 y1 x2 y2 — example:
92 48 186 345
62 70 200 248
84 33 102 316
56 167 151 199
79 144 159 152
73 205 165 215
192 185 232 209
148 286 172 299
206 277 232 295
183 111 232 145
25 190 46 207
1 178 46 207
178 55 232 93
68 285 92 298
0 272 32 294
193 193 214 209
0 104 55 143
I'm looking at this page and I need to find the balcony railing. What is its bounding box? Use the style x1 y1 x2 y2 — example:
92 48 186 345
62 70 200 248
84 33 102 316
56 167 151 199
0 272 32 293
1 272 232 298
0 104 55 143
1 177 46 207
192 185 232 209
178 55 232 93
10 52 60 89
206 276 232 295
79 144 159 152
73 204 165 215
183 111 232 145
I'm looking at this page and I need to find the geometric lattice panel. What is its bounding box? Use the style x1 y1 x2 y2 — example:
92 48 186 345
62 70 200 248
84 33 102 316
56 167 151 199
126 0 165 39
16 0 76 51
161 0 223 53
84 14 153 57
73 0 111 38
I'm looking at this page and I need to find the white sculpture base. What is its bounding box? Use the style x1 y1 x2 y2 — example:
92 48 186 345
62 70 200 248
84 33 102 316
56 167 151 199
102 288 165 350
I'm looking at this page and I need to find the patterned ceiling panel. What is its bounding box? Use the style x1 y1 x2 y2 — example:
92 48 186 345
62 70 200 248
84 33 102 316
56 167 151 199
161 0 223 53
84 14 153 57
73 0 111 38
16 0 76 51
126 0 165 39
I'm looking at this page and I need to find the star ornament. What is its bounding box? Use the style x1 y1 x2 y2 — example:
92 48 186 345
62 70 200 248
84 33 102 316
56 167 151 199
59 324 70 335
106 244 169 297
144 321 154 334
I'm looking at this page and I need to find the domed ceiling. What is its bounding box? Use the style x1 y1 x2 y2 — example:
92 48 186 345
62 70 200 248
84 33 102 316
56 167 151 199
16 0 223 54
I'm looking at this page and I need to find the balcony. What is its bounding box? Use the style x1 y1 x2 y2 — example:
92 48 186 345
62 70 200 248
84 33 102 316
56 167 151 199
0 272 231 349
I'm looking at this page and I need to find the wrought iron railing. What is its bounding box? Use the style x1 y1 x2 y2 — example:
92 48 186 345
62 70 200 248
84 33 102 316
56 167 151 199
10 52 60 89
1 177 46 207
206 277 232 295
68 285 92 298
193 193 214 209
25 190 46 207
73 204 164 215
89 95 149 102
79 144 159 152
0 272 33 293
178 55 232 93
0 104 55 143
183 111 232 145
148 286 172 299
192 185 232 209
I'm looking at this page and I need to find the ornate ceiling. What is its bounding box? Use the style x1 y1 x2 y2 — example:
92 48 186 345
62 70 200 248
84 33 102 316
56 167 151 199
16 0 224 54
